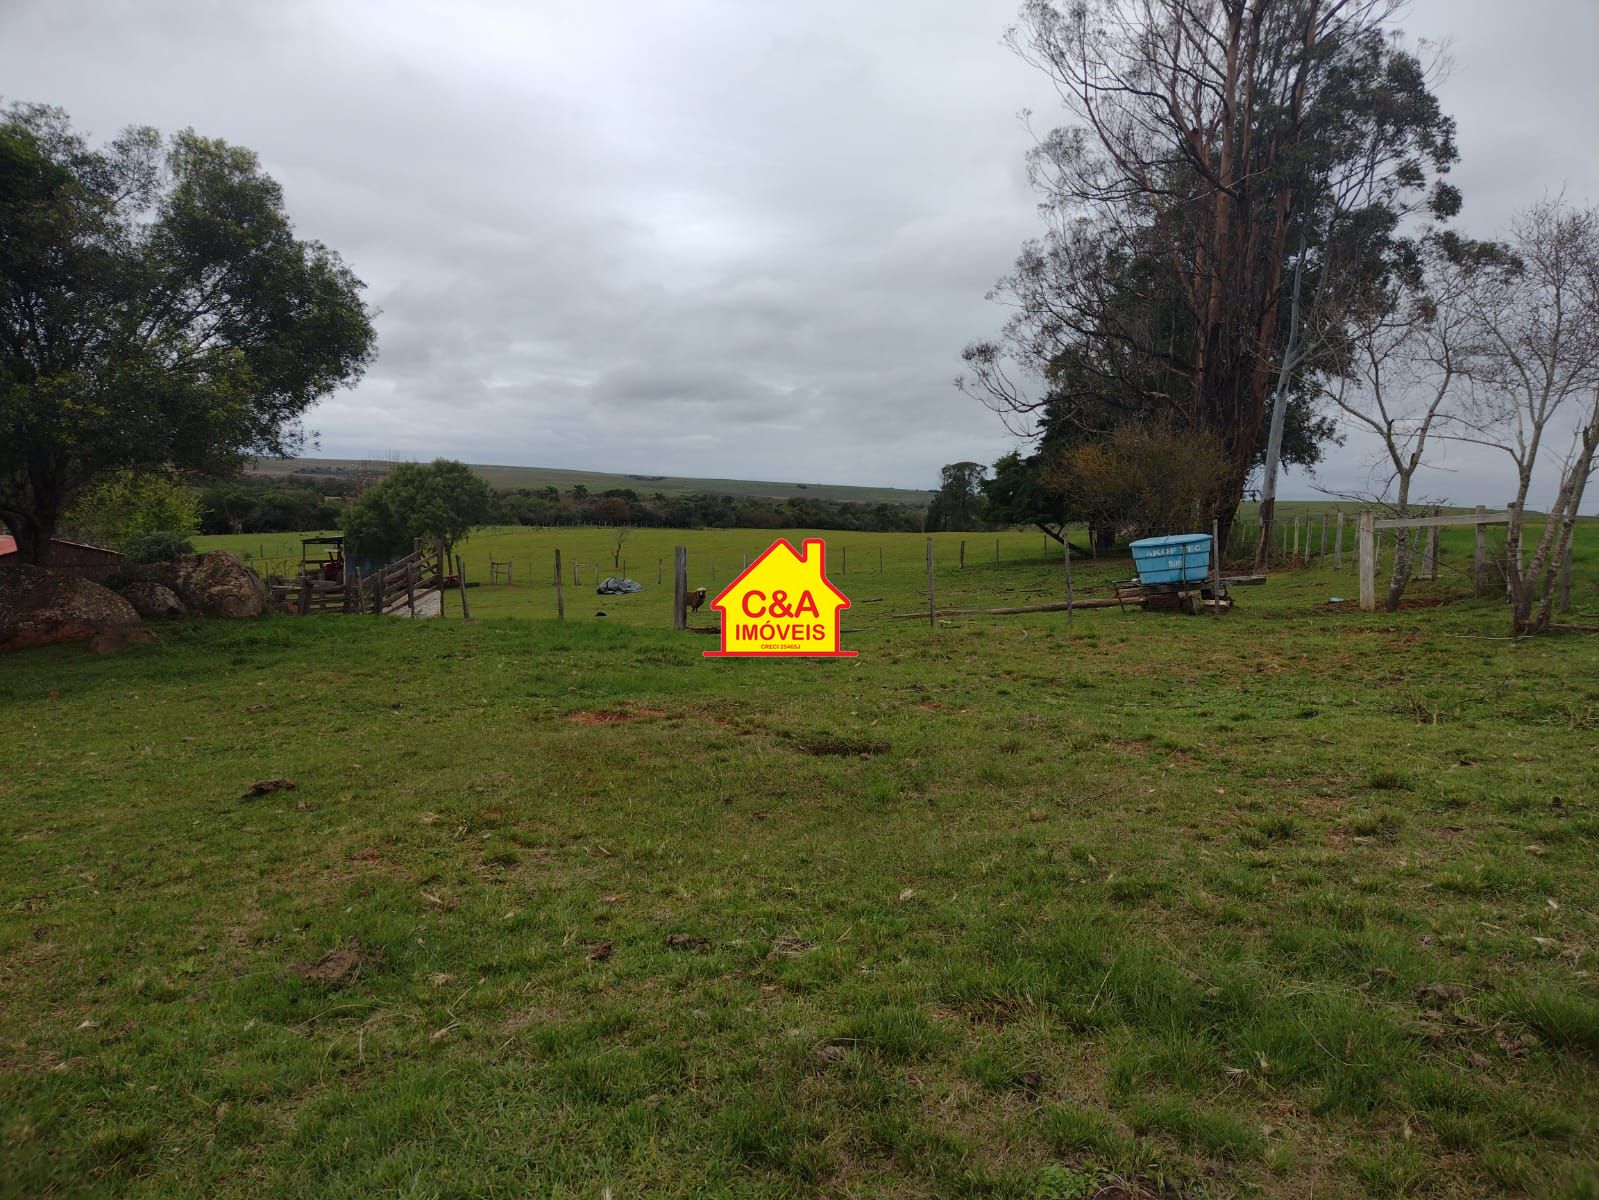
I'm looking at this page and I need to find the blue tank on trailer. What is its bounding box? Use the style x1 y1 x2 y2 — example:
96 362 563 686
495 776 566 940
1129 533 1212 585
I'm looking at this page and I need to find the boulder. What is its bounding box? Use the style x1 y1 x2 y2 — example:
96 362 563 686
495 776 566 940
124 551 268 618
119 580 185 618
0 562 142 653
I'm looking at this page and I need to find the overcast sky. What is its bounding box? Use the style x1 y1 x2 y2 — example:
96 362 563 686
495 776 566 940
2 0 1595 505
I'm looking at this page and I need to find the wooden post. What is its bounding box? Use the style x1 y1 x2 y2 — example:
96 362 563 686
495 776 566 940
455 556 472 619
995 538 1000 564
554 549 565 620
1334 511 1345 570
1358 511 1376 612
299 576 311 616
405 564 416 616
1423 526 1439 581
1210 518 1220 616
1320 515 1329 565
960 540 966 569
1473 506 1486 596
658 558 663 585
926 537 936 629
1063 527 1073 628
572 561 579 587
673 546 687 631
879 547 883 572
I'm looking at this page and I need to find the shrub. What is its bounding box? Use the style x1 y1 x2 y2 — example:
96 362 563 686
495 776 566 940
119 531 196 564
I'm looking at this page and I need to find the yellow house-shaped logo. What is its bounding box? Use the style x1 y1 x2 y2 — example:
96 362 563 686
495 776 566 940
703 538 855 658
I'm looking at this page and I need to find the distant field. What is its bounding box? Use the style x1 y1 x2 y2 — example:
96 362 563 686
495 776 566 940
248 457 936 507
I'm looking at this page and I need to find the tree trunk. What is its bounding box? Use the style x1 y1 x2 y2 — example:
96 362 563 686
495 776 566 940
0 506 55 567
1523 398 1598 634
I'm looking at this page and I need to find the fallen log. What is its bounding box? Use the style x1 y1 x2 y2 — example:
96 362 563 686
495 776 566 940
890 598 1124 619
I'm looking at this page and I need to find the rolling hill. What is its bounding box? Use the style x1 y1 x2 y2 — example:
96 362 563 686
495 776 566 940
248 457 935 507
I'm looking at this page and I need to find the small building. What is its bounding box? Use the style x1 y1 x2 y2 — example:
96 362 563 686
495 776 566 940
0 535 124 584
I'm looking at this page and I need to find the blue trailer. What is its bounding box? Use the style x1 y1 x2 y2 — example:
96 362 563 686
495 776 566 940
1119 533 1228 614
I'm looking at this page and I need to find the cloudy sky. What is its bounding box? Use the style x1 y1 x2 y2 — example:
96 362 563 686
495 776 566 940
2 0 1595 504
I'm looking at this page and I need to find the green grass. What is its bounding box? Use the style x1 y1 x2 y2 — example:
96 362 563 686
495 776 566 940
3 528 1598 1198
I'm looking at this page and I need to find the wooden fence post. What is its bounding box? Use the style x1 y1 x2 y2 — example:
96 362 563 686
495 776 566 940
1423 525 1439 581
1320 515 1329 565
554 549 565 620
1358 511 1376 612
1063 527 1074 627
658 558 663 585
405 564 416 616
299 576 311 616
673 547 687 631
1474 506 1487 596
455 556 472 620
995 538 1000 564
1210 518 1220 616
879 547 883 572
1334 511 1345 570
926 538 936 629
960 540 966 569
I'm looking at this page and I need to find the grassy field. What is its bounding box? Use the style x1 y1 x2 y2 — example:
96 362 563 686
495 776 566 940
3 527 1598 1198
248 456 936 508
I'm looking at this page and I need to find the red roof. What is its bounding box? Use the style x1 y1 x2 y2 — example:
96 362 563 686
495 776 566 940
0 535 14 556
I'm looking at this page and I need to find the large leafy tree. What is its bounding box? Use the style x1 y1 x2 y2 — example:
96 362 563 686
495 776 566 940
962 0 1460 545
0 104 375 565
343 460 492 563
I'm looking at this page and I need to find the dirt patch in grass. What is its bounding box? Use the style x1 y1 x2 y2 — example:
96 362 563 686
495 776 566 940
788 733 890 757
566 707 668 725
290 938 381 988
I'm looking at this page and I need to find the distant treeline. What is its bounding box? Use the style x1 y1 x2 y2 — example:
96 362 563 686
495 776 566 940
199 473 927 535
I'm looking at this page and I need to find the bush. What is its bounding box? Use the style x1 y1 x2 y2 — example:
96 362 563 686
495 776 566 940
120 531 196 564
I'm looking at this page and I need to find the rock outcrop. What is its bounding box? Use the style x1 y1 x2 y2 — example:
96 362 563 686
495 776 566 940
123 551 268 618
0 562 142 653
119 580 185 618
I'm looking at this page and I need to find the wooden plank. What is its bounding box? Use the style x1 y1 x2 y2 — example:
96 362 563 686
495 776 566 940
1335 511 1345 570
456 555 471 620
926 538 935 628
554 548 565 621
1374 510 1510 530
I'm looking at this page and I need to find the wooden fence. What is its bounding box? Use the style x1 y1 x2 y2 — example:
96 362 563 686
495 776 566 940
1358 508 1512 611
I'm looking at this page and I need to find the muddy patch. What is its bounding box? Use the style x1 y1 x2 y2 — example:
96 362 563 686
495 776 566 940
290 938 381 988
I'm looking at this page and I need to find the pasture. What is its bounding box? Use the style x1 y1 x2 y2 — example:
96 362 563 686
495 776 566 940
3 524 1598 1198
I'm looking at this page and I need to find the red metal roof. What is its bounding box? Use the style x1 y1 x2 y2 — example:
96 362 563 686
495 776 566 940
0 535 15 556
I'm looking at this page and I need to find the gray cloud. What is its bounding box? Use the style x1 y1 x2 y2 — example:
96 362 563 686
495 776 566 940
2 0 1594 505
